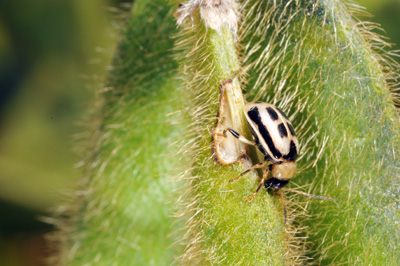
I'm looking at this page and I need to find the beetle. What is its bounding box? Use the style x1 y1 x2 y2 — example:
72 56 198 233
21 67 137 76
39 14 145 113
220 102 334 203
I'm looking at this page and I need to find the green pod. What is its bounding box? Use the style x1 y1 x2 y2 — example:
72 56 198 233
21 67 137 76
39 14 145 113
243 0 400 264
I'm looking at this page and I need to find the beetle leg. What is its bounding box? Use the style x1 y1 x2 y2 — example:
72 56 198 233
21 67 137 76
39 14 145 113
229 161 268 183
245 170 269 202
219 128 256 146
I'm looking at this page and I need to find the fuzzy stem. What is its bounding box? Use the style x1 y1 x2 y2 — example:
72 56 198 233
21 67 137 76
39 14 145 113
175 2 289 264
60 1 186 265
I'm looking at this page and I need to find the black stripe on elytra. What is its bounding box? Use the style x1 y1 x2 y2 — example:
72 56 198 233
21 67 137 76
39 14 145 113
248 107 282 159
249 125 268 156
283 140 298 161
255 136 268 156
266 107 278 121
287 122 296 136
277 123 288 138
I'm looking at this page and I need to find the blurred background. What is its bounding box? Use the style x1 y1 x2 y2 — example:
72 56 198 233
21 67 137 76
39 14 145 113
0 0 132 265
0 0 398 265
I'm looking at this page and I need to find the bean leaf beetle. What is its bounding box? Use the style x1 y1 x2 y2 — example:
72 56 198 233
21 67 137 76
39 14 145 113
219 102 334 206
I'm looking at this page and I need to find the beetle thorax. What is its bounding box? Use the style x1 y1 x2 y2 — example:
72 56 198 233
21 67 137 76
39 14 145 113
271 162 297 181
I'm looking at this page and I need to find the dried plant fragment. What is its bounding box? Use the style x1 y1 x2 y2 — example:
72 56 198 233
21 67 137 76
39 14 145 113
176 0 239 33
212 78 248 165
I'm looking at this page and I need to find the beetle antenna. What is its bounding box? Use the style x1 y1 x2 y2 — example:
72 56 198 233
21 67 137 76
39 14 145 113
286 188 335 201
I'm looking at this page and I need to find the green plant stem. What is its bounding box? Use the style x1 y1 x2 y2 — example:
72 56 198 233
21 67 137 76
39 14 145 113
176 4 288 265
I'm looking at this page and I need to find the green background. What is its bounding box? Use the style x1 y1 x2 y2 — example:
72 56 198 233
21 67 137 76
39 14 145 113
0 0 398 265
